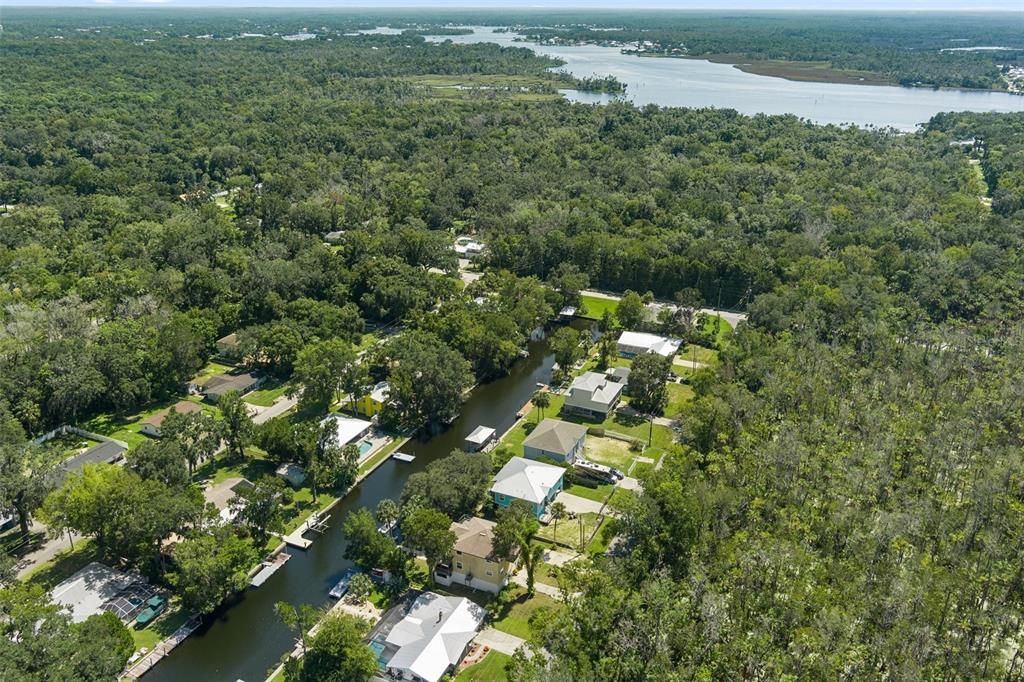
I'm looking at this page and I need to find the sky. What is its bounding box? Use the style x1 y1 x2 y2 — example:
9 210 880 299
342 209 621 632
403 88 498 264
2 0 1023 9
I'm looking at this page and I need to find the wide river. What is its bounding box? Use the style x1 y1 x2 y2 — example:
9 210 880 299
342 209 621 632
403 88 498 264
146 324 585 682
425 27 1024 131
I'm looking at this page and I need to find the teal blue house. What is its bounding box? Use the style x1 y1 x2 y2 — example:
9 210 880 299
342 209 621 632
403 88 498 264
490 457 565 518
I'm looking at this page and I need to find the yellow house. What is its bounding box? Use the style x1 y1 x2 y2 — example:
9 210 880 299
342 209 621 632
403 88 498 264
354 381 390 418
434 517 513 594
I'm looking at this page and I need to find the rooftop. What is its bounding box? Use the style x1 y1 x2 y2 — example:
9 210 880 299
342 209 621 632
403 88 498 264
450 516 500 561
384 592 485 682
491 456 564 505
50 562 140 623
140 400 202 428
203 371 260 396
320 413 373 446
522 419 588 456
465 425 496 446
60 440 126 479
617 331 683 357
568 371 623 406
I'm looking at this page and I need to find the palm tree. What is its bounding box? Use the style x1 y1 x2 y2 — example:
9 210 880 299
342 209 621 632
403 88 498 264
375 498 400 538
520 542 545 596
549 501 567 541
532 391 550 422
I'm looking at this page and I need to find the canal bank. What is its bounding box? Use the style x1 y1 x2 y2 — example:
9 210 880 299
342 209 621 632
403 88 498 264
143 324 586 682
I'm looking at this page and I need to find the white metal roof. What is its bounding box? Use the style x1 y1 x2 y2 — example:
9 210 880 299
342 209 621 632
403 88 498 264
465 425 496 445
320 413 373 446
385 592 485 682
616 331 683 357
50 562 138 623
491 457 565 505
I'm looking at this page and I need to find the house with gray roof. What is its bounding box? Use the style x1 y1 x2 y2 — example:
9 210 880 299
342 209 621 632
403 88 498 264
563 371 623 419
201 371 263 403
522 418 587 464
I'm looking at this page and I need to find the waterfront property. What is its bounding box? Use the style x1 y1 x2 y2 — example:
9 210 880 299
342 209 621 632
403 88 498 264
320 413 374 448
435 517 513 594
50 562 151 624
374 592 486 682
491 456 565 518
617 331 682 358
522 418 587 464
139 400 203 438
353 381 390 418
563 371 623 419
200 370 264 403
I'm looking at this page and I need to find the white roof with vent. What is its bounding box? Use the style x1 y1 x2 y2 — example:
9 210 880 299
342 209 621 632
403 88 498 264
490 456 564 505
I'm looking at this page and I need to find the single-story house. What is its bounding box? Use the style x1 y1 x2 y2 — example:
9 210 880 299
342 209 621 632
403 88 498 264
491 456 565 518
50 562 141 623
354 381 390 418
320 413 373 447
463 425 495 452
617 331 682 358
380 592 485 682
522 418 588 465
139 400 203 438
203 477 254 524
324 230 346 244
435 517 513 594
215 332 240 355
201 371 264 403
453 236 485 260
59 440 127 481
563 371 623 419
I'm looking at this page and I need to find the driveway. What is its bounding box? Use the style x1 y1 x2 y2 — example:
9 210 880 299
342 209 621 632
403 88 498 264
252 395 297 425
555 492 606 515
476 627 527 656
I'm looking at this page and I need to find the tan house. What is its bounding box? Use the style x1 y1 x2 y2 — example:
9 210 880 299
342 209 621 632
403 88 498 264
434 517 513 594
139 401 203 438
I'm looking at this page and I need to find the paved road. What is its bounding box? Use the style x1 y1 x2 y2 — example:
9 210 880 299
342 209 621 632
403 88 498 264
15 522 79 579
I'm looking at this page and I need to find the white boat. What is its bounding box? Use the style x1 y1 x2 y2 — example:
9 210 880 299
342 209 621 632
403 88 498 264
329 568 359 599
392 452 416 462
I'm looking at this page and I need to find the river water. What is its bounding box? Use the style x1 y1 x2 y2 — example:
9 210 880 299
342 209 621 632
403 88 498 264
425 27 1024 131
147 328 575 682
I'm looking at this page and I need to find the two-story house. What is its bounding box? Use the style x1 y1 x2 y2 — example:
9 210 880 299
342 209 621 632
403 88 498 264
434 517 513 594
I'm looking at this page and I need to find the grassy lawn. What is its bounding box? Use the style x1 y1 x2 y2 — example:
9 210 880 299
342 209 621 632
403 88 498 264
585 517 614 555
456 651 511 682
579 294 618 320
191 360 237 386
582 435 637 469
536 512 602 549
680 344 720 366
564 482 614 505
490 588 560 641
82 395 214 451
23 540 102 589
243 380 291 407
357 436 405 476
700 314 733 344
534 560 562 588
665 382 695 418
131 606 191 651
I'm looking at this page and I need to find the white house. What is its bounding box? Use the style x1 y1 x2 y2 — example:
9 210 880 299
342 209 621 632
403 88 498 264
319 413 373 447
381 592 485 682
453 236 485 260
616 331 683 358
563 371 623 419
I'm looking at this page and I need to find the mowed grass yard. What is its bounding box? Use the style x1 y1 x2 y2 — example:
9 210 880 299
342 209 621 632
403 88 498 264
456 651 512 682
582 435 637 469
83 395 215 450
579 293 619 320
536 511 603 549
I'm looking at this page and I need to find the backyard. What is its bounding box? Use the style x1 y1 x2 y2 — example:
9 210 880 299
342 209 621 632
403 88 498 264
456 650 511 682
536 511 603 550
82 395 215 450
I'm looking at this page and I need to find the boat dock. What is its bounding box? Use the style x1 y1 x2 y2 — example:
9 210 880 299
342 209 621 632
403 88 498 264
250 552 290 588
282 511 330 550
121 615 202 680
392 452 415 462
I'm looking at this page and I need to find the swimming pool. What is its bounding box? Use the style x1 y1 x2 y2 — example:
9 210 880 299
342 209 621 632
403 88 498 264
369 638 387 669
357 439 374 456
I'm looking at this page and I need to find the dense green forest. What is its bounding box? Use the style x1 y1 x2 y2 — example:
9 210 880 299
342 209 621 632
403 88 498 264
2 8 1024 680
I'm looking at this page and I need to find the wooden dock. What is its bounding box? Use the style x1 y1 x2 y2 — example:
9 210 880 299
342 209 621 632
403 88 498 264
121 615 202 680
282 511 330 550
250 552 290 587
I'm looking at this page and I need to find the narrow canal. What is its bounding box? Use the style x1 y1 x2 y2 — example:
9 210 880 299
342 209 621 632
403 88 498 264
146 324 584 682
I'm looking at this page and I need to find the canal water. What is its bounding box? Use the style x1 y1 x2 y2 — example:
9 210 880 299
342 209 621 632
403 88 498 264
146 326 580 682
424 27 1024 131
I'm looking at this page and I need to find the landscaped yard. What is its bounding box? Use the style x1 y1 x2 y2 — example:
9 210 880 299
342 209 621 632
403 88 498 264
131 606 191 651
191 359 237 387
680 343 720 366
490 588 560 641
579 294 619 320
665 382 695 418
564 482 614 505
536 511 603 550
242 380 291 407
456 651 511 682
83 396 215 450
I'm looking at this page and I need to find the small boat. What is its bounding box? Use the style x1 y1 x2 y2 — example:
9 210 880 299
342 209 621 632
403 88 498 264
391 452 416 462
329 568 360 599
